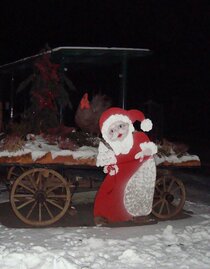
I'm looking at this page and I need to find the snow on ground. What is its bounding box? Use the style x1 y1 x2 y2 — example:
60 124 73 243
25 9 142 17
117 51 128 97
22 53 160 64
0 192 210 269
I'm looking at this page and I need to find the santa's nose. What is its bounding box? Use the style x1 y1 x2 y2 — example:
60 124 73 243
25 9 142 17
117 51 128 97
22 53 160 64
118 133 122 138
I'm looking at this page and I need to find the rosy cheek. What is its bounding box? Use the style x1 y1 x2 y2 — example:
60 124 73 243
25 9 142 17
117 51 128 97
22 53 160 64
124 127 129 135
108 131 115 140
122 133 127 139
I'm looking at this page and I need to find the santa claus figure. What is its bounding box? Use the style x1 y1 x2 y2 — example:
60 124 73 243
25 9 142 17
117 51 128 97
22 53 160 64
94 107 157 225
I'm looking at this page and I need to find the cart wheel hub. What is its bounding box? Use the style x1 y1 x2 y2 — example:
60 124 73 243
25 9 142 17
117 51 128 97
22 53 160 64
164 192 174 203
35 191 46 203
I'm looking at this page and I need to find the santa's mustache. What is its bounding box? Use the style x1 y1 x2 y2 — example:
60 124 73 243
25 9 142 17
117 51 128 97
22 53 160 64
107 132 134 155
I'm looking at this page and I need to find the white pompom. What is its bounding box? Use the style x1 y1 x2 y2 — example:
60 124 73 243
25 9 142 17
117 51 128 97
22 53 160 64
140 119 153 132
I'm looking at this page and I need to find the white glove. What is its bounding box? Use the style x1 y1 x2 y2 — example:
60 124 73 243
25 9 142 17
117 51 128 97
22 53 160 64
135 141 157 161
103 164 119 176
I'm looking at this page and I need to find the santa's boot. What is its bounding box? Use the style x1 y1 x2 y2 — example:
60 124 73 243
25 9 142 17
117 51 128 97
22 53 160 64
94 216 109 226
132 214 157 225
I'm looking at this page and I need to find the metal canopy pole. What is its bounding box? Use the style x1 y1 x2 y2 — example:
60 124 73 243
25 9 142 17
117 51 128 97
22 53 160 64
10 75 14 121
121 53 128 109
59 55 65 124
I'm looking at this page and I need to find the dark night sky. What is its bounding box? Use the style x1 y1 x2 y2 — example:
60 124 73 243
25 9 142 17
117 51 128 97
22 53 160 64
1 1 209 62
0 0 210 154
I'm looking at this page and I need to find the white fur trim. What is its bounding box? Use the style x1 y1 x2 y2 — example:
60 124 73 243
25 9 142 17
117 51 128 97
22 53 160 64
124 158 156 216
140 119 153 132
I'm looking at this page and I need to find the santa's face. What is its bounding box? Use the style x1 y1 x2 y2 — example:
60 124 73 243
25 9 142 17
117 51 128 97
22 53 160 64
102 115 134 155
107 120 129 142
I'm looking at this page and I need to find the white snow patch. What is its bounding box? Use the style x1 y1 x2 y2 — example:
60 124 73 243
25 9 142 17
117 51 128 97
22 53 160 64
0 200 209 268
0 136 98 161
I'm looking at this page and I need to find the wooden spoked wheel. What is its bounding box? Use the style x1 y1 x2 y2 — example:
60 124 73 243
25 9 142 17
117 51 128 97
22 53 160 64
152 175 186 219
10 168 71 226
7 166 27 188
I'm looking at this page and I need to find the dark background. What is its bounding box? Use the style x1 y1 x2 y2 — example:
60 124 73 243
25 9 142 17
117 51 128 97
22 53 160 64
0 0 210 161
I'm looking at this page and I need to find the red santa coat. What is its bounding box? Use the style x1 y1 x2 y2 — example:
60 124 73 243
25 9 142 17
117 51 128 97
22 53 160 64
94 131 155 223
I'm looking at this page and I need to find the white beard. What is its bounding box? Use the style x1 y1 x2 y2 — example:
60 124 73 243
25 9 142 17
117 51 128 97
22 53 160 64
107 131 134 156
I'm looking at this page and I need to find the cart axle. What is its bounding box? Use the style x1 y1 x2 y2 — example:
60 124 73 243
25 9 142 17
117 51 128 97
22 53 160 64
34 191 46 203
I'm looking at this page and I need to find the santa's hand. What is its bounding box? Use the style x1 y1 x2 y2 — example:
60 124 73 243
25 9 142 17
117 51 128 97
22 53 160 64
103 164 119 176
140 141 157 156
135 142 157 162
135 151 144 162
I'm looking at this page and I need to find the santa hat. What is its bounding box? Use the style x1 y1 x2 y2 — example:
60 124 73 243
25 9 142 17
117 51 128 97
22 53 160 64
99 107 153 134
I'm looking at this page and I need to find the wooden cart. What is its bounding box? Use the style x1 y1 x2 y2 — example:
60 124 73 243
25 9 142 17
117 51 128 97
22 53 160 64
0 47 197 227
0 162 187 227
152 166 186 220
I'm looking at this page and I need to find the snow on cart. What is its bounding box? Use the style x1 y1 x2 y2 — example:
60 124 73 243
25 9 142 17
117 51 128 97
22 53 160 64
0 47 200 227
